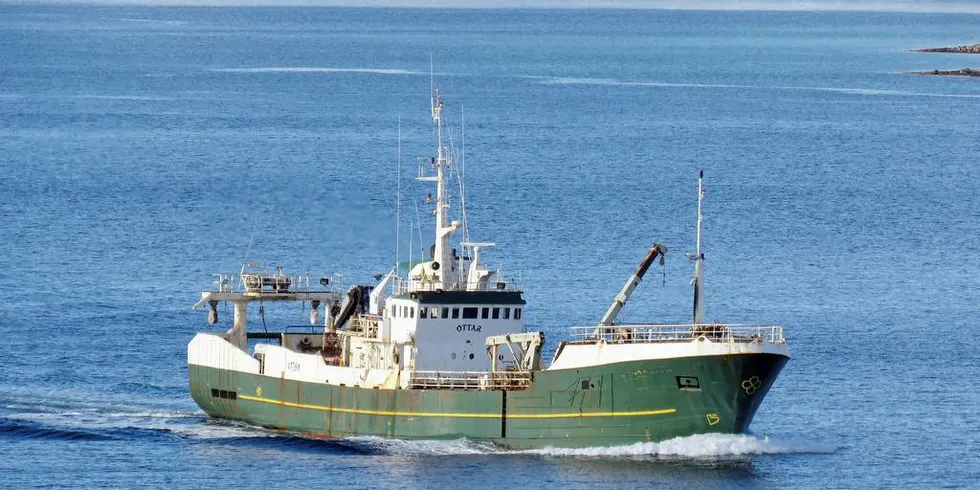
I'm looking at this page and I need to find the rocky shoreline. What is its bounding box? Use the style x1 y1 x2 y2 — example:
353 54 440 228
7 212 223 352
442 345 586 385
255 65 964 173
907 68 980 77
913 43 980 54
909 43 980 77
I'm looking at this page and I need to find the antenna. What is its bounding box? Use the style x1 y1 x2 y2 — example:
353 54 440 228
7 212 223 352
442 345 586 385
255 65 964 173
407 217 414 275
459 105 469 242
696 169 704 259
414 200 425 262
242 224 258 270
429 53 434 119
396 116 402 273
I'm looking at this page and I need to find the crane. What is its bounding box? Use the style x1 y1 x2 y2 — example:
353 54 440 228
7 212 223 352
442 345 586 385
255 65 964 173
597 243 668 327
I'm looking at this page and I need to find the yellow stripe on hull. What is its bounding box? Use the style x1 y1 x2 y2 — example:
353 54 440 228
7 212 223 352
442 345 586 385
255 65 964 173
509 408 676 419
238 394 674 419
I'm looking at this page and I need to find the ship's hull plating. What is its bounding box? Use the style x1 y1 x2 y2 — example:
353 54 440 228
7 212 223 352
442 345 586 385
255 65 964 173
189 353 787 449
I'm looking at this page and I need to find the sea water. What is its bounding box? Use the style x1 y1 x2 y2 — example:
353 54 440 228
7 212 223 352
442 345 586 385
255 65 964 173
1 5 979 488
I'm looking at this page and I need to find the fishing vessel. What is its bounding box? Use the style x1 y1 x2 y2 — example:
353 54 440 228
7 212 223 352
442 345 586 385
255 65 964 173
187 92 789 449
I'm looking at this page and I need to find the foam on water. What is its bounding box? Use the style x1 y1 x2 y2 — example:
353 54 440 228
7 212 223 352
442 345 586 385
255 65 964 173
1 386 329 444
343 436 496 455
533 76 621 86
524 433 839 459
528 75 755 90
105 17 189 26
170 420 280 441
0 404 279 443
529 74 980 98
0 386 218 441
73 94 176 102
211 67 421 75
798 86 980 98
0 417 119 442
325 433 837 459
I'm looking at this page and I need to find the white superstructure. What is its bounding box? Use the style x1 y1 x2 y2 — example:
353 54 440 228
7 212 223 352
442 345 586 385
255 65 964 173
190 92 535 389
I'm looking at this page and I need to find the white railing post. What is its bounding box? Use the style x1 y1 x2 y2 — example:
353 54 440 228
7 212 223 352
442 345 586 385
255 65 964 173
568 324 784 345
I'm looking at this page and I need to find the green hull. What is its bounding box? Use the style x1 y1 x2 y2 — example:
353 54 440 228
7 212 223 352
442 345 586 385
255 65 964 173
189 353 787 449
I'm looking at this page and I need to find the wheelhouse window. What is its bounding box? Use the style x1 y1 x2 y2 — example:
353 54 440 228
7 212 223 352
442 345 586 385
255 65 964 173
462 307 478 319
410 307 415 318
441 308 449 319
515 308 522 320
430 307 438 318
452 308 460 319
420 307 427 319
503 307 511 320
492 307 500 319
481 307 489 319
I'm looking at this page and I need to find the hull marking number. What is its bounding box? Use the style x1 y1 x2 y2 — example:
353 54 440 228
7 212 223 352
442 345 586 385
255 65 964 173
741 376 761 395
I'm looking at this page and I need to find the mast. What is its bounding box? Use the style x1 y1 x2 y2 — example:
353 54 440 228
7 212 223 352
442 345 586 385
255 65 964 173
690 170 706 324
396 116 401 272
429 90 458 290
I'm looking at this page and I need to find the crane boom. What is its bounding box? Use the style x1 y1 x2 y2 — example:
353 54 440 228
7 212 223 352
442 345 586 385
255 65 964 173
597 243 668 327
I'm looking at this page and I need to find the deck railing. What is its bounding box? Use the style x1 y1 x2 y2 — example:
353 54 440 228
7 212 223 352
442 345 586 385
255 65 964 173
409 370 532 390
392 278 520 295
213 272 328 294
569 324 785 345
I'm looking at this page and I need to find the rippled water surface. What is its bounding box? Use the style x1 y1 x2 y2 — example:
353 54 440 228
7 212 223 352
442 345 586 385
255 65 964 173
2 5 979 489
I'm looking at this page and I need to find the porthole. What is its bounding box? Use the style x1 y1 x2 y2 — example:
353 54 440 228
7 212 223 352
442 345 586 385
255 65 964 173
469 353 475 360
451 353 457 360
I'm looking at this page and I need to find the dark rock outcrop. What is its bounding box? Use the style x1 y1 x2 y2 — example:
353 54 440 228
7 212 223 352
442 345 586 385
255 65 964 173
914 44 980 54
906 68 980 77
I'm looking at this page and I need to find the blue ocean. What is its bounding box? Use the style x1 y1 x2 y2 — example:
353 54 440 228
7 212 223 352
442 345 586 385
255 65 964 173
2 4 979 488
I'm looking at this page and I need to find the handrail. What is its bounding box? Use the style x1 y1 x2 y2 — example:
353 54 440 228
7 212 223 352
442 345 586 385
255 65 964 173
409 370 531 390
208 272 336 295
392 278 520 295
283 324 323 333
568 324 785 345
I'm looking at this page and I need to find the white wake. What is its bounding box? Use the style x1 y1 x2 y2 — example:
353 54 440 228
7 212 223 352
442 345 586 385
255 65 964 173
211 67 420 75
341 433 836 459
344 436 495 455
529 74 980 98
525 433 838 458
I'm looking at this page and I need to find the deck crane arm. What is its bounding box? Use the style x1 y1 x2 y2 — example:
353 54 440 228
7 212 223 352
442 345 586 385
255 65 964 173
597 243 668 327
